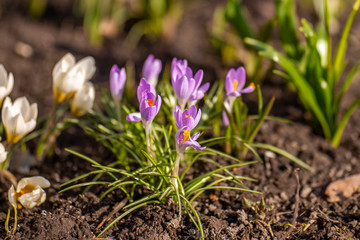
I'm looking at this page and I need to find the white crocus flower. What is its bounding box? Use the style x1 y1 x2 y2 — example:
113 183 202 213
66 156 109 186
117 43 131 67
70 82 95 117
52 53 96 103
1 96 38 144
8 176 50 209
0 142 7 163
0 64 14 106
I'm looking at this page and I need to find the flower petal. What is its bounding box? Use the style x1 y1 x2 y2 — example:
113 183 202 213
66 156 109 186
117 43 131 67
126 112 141 122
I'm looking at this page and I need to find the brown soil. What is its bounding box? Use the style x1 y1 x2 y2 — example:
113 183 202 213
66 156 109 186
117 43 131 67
1 0 360 239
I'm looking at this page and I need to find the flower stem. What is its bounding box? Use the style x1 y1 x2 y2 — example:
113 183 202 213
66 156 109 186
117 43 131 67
145 124 155 165
114 100 123 131
171 153 182 190
36 101 60 162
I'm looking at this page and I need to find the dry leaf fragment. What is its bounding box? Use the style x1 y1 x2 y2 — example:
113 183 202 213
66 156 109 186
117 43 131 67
325 174 360 202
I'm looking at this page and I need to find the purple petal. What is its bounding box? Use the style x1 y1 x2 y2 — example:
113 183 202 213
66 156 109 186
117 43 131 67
174 105 181 129
236 67 246 90
227 91 241 97
110 65 126 100
137 78 156 103
225 68 236 94
193 69 204 90
240 85 255 94
126 112 141 122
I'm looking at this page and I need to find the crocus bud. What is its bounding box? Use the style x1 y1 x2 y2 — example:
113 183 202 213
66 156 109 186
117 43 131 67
8 176 50 209
142 54 162 86
70 82 95 117
110 65 126 102
52 53 96 103
1 96 38 144
0 65 14 106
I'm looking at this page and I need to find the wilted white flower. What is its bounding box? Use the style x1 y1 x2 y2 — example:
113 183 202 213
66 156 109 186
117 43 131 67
8 176 50 209
0 142 7 163
0 64 14 106
70 82 95 117
52 53 96 103
1 96 38 144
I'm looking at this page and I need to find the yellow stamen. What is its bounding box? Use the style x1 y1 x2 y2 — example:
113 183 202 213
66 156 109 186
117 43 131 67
182 130 190 143
147 99 154 106
233 79 238 91
15 184 36 201
185 114 192 118
249 82 256 89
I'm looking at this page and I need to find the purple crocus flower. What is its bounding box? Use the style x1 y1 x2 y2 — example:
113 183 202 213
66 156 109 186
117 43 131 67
142 54 162 86
175 126 205 154
187 69 210 106
110 65 126 101
225 67 254 97
174 105 201 131
171 58 188 78
127 79 161 128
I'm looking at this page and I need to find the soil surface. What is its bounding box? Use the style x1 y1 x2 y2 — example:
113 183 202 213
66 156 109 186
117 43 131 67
1 0 360 239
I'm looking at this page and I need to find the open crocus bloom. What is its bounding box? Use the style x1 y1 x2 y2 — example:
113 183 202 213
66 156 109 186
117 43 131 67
127 79 161 128
174 105 201 131
70 82 95 117
110 65 126 102
175 126 205 154
8 176 50 209
0 142 7 163
2 97 38 144
0 64 14 106
52 53 96 103
225 67 254 97
142 54 162 86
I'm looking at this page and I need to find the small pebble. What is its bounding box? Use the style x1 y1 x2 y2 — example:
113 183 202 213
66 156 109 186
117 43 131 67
209 204 217 212
301 186 312 198
14 41 33 58
280 191 288 201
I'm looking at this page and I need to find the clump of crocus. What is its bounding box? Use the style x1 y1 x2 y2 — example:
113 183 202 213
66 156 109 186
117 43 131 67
0 64 14 106
52 53 96 103
171 58 209 110
126 79 161 158
70 82 95 117
172 105 205 187
8 176 50 209
142 54 162 86
37 53 97 162
223 67 255 126
1 96 38 144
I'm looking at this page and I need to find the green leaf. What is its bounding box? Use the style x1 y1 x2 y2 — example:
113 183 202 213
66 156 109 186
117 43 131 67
225 0 253 39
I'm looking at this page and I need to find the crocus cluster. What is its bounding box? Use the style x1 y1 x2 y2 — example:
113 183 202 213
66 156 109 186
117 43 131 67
53 53 96 116
223 67 255 126
171 58 209 110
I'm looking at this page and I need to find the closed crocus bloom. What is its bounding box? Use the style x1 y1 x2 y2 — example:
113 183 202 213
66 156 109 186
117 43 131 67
52 53 96 103
110 65 126 102
174 105 201 131
0 142 7 163
171 58 188 77
2 97 38 144
175 126 205 154
142 54 162 86
171 65 196 109
8 176 50 209
71 82 95 117
225 67 254 97
0 65 14 106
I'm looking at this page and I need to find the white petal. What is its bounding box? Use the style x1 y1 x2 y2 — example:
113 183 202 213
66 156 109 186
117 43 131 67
17 176 51 190
8 185 17 207
52 53 75 82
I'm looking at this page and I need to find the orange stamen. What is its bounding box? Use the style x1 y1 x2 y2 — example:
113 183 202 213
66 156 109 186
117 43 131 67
249 82 256 89
182 130 190 143
233 79 238 91
185 114 192 118
147 99 154 106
